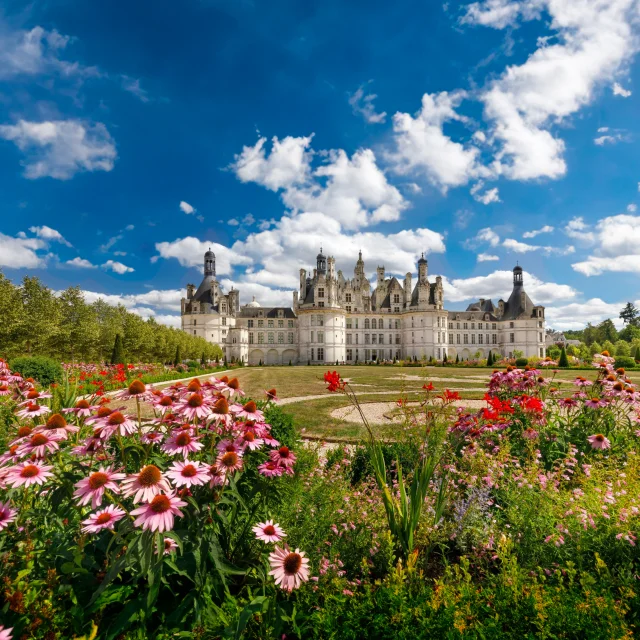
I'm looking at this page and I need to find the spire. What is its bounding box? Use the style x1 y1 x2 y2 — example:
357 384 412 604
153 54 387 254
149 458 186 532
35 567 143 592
204 248 216 277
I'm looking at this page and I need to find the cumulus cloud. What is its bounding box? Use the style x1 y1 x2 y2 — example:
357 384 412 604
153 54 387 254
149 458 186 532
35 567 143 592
470 181 501 204
471 227 501 247
179 201 195 215
502 238 574 255
465 0 640 181
66 257 96 268
389 91 482 191
153 237 252 275
0 119 116 179
29 225 73 247
0 233 47 268
545 298 628 330
564 216 595 244
348 82 387 124
594 132 629 146
612 82 632 97
102 260 134 274
477 253 500 262
523 225 554 238
571 214 640 276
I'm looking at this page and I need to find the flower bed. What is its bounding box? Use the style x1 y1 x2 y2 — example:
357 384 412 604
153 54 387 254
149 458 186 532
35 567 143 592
0 355 639 638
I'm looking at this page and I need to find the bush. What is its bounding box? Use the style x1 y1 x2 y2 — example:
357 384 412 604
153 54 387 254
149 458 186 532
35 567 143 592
558 346 569 367
110 334 125 365
264 404 298 448
9 355 63 386
185 360 200 370
515 357 528 367
614 356 636 370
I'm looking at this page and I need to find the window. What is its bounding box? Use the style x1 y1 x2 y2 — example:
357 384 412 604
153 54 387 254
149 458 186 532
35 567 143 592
248 319 254 328
510 333 515 343
318 302 324 307
222 317 226 326
346 334 352 344
288 332 294 343
449 322 453 329
193 330 196 335
492 334 497 344
389 334 393 344
317 332 324 343
318 287 325 298
379 334 384 344
258 319 264 328
457 334 460 344
258 333 264 344
346 306 351 313
345 293 352 302
222 305 226 313
471 323 475 330
268 319 274 328
346 318 352 329
355 319 359 329
449 334 453 344
393 293 400 304
317 348 324 360
486 334 490 344
395 320 400 329
347 348 353 360
463 322 468 330
539 333 543 343
492 323 496 330
388 319 392 329
310 331 314 342
278 319 283 328
394 307 400 313
371 334 377 344
464 334 468 344
365 334 370 344
471 335 475 344
355 334 359 344
478 322 482 330
278 333 284 344
365 318 370 329
268 332 274 344
456 322 460 329
193 319 196 325
539 321 543 328
372 318 377 329
288 320 294 328
249 333 254 344
437 317 441 328
510 322 514 328
318 316 324 326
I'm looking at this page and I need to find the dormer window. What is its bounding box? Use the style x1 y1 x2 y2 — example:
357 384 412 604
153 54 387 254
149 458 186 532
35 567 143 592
318 287 325 298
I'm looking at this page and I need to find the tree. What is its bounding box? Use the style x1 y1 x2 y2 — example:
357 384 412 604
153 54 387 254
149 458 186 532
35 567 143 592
111 334 125 365
636 346 640 362
487 350 492 365
558 346 569 367
455 354 459 364
174 345 182 367
547 344 561 360
443 353 447 364
589 341 602 356
619 302 639 326
619 323 640 343
597 319 619 344
579 343 591 362
615 340 631 357
201 352 207 367
602 340 616 356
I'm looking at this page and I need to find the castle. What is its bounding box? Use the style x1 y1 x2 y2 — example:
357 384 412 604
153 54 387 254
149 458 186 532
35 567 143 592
181 249 546 364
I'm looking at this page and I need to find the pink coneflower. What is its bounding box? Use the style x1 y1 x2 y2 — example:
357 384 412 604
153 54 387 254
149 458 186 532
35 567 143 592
131 493 187 532
100 411 138 437
19 389 52 405
269 446 296 468
85 404 114 425
522 428 539 440
0 501 17 531
5 461 54 488
258 460 284 478
262 433 280 448
235 430 264 452
233 400 264 421
216 438 240 454
114 379 152 400
81 505 126 534
573 377 593 387
166 460 210 488
224 377 245 399
41 412 79 438
584 398 605 409
208 396 233 428
0 625 13 640
208 464 227 487
268 545 310 591
63 399 98 418
162 430 203 457
216 450 243 474
121 465 172 503
71 435 105 457
253 520 286 543
74 467 126 508
141 430 164 445
587 434 611 450
265 388 279 402
176 393 211 421
159 537 179 555
151 395 175 414
16 402 51 419
17 431 63 458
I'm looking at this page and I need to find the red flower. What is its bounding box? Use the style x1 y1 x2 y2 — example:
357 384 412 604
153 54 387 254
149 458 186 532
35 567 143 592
422 382 435 391
440 389 460 403
324 371 345 392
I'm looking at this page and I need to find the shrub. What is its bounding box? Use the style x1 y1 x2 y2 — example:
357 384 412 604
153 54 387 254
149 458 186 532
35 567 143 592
515 357 528 367
558 346 569 367
110 334 125 365
173 345 182 366
185 360 200 370
264 404 298 448
9 355 63 386
614 356 635 370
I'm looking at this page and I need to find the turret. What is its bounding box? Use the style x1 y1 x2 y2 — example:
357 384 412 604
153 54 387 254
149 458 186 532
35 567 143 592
513 264 523 287
377 265 385 286
204 249 216 278
317 248 327 275
187 284 195 299
404 272 412 307
418 253 428 283
299 268 307 298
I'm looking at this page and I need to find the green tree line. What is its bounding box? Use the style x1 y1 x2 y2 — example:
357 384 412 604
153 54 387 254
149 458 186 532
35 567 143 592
0 272 223 363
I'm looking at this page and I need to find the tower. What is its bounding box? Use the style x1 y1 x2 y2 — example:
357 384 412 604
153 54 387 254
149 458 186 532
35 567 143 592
418 253 428 283
204 249 216 278
513 264 523 287
317 248 327 275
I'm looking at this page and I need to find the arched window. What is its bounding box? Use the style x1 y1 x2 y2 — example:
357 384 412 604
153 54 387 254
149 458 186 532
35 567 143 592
371 318 377 329
364 318 370 329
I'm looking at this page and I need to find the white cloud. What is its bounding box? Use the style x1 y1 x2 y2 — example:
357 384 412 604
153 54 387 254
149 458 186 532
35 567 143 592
228 218 239 226
0 233 46 268
153 237 252 275
349 83 387 124
628 204 638 212
471 181 501 204
477 253 500 262
502 238 574 255
468 0 640 181
29 225 72 247
120 75 149 102
454 209 474 229
564 216 595 244
545 298 627 330
613 81 632 97
219 279 294 308
66 257 96 268
441 268 577 304
231 135 313 191
0 119 116 179
523 225 554 238
228 213 255 227
474 227 501 247
179 201 195 215
571 214 640 275
594 133 628 146
102 260 134 274
389 91 482 191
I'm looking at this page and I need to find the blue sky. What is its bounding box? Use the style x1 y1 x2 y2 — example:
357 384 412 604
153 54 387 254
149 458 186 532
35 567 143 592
1 0 639 330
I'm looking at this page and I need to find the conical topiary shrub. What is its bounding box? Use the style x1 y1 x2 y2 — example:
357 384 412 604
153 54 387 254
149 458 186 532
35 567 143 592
558 346 569 367
111 334 125 365
174 345 182 367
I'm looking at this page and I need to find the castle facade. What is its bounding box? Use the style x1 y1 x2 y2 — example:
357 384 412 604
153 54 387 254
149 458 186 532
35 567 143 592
181 249 546 364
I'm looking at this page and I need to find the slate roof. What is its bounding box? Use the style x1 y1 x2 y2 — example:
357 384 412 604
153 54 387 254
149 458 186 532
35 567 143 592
238 307 297 319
